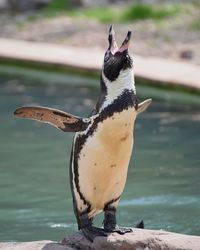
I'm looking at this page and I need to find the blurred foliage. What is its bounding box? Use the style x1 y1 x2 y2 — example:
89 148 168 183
122 4 181 21
69 7 119 22
47 0 70 10
42 3 182 23
191 19 200 30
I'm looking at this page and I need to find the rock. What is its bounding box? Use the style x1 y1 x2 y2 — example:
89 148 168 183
1 229 200 250
180 49 194 60
62 229 200 250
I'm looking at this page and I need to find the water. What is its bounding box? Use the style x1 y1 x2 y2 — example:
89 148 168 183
0 76 199 242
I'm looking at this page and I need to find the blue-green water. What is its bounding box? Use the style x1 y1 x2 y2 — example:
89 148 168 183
0 76 199 242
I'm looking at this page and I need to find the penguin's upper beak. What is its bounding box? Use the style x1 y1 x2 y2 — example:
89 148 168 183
108 25 131 55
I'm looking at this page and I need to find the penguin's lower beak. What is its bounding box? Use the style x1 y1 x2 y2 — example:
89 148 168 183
108 25 131 55
119 31 131 53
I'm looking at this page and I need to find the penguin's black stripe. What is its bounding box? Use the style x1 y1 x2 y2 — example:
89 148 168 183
103 89 137 117
69 149 80 225
90 89 138 137
69 141 91 228
73 135 91 208
62 120 89 132
72 89 137 217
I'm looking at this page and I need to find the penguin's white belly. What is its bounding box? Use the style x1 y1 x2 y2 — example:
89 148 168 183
77 108 136 217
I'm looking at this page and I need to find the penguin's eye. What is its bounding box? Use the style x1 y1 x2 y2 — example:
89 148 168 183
104 51 110 62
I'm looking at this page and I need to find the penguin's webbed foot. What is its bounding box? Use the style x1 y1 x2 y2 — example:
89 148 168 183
81 226 108 242
103 210 133 234
104 220 144 234
104 225 133 234
103 208 144 235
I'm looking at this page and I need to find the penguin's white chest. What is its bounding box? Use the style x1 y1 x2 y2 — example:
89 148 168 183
77 107 137 217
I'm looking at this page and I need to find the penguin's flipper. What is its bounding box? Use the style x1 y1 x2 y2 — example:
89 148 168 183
14 106 90 132
137 99 152 114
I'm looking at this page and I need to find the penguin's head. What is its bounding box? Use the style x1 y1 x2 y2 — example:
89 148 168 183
102 25 133 82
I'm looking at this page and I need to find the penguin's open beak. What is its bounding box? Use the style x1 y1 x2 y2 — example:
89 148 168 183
108 25 131 55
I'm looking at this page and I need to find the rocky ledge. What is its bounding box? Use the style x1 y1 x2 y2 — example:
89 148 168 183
0 229 200 250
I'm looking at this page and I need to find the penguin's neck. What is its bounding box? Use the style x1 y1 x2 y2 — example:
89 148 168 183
100 69 136 111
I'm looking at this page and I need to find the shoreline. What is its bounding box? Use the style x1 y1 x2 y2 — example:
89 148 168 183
0 38 200 93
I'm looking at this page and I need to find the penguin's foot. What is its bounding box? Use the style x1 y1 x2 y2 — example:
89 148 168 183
104 220 144 234
103 208 144 234
81 225 108 242
103 210 133 234
104 225 133 234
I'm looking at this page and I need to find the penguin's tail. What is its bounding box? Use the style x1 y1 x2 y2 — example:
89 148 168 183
135 219 144 229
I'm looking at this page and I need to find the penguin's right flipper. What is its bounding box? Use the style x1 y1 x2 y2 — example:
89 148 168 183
14 106 90 132
137 99 152 114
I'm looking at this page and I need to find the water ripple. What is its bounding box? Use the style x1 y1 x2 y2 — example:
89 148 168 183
120 195 200 207
47 222 75 228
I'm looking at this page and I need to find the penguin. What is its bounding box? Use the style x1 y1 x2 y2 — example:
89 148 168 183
14 25 152 242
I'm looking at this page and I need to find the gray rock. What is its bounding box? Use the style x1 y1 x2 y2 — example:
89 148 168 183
180 49 194 60
0 229 200 250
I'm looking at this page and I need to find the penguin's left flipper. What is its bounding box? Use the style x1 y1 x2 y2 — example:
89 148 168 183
14 106 90 132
